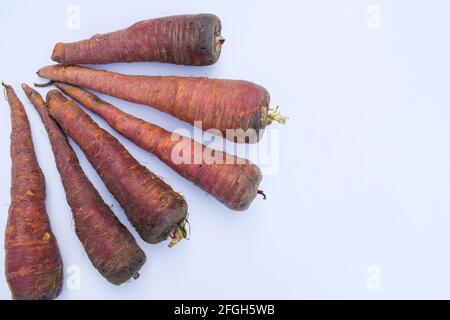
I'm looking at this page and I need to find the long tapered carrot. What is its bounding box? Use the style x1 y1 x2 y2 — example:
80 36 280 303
3 83 63 300
37 65 286 143
45 90 188 245
54 82 264 211
22 84 146 285
52 14 224 66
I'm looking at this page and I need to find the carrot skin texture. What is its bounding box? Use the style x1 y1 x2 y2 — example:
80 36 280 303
46 90 187 244
52 14 223 66
3 84 63 300
55 83 263 211
22 84 146 285
37 65 271 143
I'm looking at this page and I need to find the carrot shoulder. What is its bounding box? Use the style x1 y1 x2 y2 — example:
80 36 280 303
22 84 146 285
37 64 286 143
52 14 224 66
46 89 188 245
55 82 264 211
3 83 63 300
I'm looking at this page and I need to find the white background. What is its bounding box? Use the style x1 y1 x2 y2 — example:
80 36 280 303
1 0 450 300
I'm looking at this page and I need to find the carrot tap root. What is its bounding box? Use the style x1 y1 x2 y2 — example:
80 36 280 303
257 190 267 200
51 14 224 66
5 84 63 299
22 84 146 285
44 82 265 210
34 81 54 88
46 89 188 244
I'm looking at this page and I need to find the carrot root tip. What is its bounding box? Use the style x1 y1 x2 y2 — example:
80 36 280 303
257 190 267 200
34 81 55 88
132 272 140 280
2 82 8 101
263 106 288 126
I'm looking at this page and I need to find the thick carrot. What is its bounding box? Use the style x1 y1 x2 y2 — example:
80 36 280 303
22 84 146 285
45 90 188 245
52 14 224 66
3 83 63 300
54 82 264 211
37 65 286 143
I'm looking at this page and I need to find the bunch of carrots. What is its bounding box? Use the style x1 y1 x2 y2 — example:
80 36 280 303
3 13 286 299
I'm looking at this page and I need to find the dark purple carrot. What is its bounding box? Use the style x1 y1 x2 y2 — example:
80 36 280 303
3 83 63 300
37 65 286 143
46 90 188 245
52 14 224 66
54 82 264 211
22 84 146 285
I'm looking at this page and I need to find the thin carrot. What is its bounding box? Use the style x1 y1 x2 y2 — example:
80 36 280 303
22 84 146 285
54 82 264 210
3 83 63 300
52 14 224 66
37 65 287 143
46 90 188 245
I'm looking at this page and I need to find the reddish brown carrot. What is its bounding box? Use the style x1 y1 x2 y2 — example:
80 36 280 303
22 84 146 285
46 90 188 245
52 14 224 66
54 82 264 211
37 65 286 143
3 83 63 300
